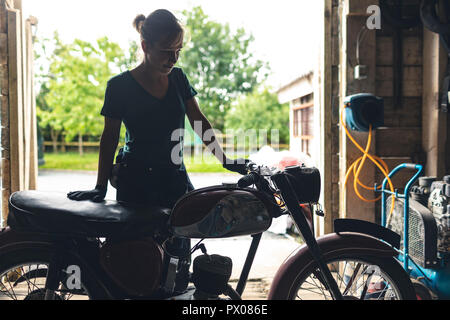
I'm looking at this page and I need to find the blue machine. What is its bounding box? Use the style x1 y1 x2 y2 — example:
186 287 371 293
377 164 450 299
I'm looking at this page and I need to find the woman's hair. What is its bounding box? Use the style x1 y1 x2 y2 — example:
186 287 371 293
133 9 184 47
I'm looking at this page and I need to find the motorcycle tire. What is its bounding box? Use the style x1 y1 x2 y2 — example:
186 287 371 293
279 254 416 300
0 246 102 300
411 279 433 300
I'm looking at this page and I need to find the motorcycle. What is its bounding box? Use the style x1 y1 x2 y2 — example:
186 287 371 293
0 162 415 300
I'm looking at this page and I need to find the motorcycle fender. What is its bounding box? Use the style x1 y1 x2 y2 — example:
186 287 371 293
0 227 102 274
0 227 113 299
268 232 398 300
0 227 58 252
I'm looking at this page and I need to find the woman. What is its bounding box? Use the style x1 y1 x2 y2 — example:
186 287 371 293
68 9 245 205
67 9 246 293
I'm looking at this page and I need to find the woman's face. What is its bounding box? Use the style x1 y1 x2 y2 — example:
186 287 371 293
143 35 183 75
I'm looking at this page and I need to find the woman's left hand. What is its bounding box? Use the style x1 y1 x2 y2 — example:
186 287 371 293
67 185 107 202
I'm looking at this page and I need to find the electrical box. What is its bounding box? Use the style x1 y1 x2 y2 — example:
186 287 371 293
354 65 368 80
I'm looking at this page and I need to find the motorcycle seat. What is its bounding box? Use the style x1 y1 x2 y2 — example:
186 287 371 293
7 191 171 238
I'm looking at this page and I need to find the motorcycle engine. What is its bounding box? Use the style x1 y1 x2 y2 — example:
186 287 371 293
191 254 232 298
403 175 450 253
99 237 164 297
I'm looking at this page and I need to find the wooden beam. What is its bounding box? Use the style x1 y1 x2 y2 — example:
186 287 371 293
25 18 37 189
7 7 24 194
0 33 7 65
1 126 9 158
1 158 9 224
376 127 422 157
422 27 447 177
339 0 378 223
0 1 7 34
383 97 422 127
0 63 8 95
21 8 30 190
318 0 334 235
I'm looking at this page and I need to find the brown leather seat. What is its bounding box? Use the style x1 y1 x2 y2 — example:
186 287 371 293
8 191 171 238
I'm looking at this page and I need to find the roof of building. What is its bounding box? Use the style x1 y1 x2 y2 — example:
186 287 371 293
276 70 314 95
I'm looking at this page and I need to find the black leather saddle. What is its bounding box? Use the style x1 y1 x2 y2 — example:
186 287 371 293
8 191 171 238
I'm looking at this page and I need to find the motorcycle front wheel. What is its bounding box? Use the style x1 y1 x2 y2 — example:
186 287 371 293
287 255 416 300
0 247 98 300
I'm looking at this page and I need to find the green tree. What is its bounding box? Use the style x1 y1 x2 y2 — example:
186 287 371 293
35 33 68 153
178 6 268 130
37 33 138 154
225 88 290 146
36 82 63 152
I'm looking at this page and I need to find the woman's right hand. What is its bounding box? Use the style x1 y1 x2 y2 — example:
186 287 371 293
223 158 249 175
67 185 107 202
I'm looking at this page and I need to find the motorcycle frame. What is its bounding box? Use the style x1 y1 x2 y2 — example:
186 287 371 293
221 170 347 299
233 232 262 297
42 236 126 300
270 172 344 300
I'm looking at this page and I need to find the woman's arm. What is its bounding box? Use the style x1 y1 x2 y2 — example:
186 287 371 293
96 117 122 187
185 97 227 164
185 97 248 174
67 116 121 201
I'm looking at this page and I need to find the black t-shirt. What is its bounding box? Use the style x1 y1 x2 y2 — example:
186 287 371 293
101 67 197 168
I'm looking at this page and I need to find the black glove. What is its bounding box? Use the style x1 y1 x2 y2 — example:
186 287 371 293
67 185 107 202
223 158 249 175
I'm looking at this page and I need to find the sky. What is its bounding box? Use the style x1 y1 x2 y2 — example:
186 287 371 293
22 0 322 89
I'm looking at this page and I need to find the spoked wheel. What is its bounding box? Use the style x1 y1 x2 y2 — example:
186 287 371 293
0 248 95 300
289 255 416 300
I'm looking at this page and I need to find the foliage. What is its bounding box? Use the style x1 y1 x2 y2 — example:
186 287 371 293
225 88 290 145
35 6 272 153
178 6 269 130
35 33 138 151
40 152 228 173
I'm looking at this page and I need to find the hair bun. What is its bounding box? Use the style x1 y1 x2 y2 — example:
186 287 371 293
133 14 146 33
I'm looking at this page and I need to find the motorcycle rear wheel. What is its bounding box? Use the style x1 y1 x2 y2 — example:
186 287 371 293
0 247 97 300
288 255 416 300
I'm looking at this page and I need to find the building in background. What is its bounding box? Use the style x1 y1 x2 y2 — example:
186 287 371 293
276 71 315 158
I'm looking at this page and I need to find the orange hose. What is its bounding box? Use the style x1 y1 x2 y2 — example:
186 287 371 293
341 104 396 219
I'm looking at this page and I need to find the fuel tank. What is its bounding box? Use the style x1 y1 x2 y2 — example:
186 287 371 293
169 186 276 239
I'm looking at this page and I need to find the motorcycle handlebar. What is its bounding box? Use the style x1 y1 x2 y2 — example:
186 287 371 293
237 172 260 188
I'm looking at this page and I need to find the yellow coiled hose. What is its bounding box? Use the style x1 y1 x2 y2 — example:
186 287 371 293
341 104 396 222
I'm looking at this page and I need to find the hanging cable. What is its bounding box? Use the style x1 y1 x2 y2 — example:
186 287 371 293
356 25 369 66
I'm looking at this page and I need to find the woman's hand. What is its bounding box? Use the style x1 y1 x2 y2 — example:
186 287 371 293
67 185 107 202
223 158 249 175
